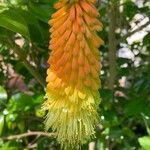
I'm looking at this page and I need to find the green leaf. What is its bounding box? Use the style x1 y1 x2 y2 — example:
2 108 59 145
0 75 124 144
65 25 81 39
124 1 138 19
34 94 44 104
0 3 9 13
0 147 18 150
0 27 13 39
0 141 21 149
8 93 34 112
138 136 150 150
143 33 150 46
124 98 150 117
0 86 7 100
38 0 56 4
119 68 130 76
0 9 29 38
28 1 54 23
35 106 45 117
12 8 45 42
6 0 25 5
0 115 4 135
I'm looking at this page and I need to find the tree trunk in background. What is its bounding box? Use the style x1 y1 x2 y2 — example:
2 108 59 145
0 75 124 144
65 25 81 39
107 3 117 90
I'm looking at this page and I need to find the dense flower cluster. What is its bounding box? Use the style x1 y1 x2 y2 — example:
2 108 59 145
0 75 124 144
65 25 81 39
43 0 103 149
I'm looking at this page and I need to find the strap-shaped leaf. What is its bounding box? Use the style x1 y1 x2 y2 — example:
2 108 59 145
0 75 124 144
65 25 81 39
0 9 29 38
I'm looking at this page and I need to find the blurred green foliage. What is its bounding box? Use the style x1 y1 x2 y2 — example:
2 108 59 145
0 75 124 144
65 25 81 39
0 0 150 149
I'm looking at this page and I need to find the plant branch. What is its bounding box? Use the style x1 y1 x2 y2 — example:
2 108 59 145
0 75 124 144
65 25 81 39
124 20 150 39
1 131 55 140
6 38 46 87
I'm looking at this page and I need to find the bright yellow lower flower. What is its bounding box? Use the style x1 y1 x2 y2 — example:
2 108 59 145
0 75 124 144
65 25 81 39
43 0 103 149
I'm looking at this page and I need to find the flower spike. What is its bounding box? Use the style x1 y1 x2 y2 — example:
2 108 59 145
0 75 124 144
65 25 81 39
43 0 103 149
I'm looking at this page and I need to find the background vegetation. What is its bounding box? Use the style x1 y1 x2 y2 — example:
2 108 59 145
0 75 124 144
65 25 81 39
0 0 150 149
